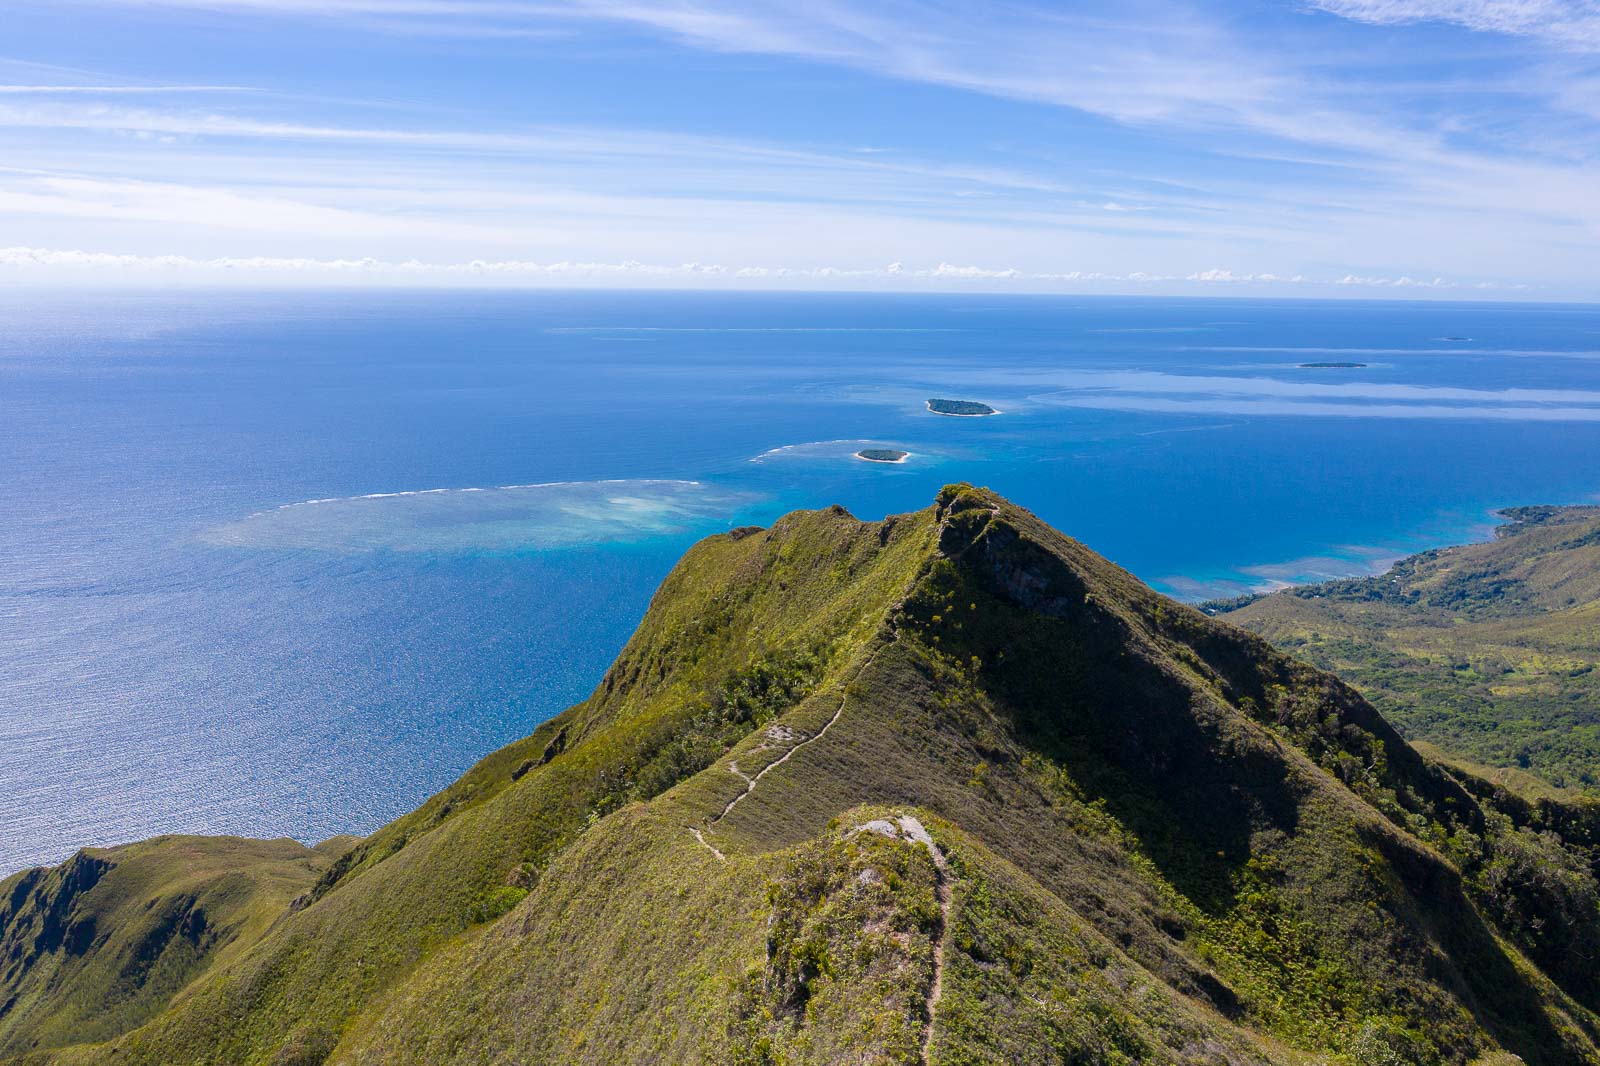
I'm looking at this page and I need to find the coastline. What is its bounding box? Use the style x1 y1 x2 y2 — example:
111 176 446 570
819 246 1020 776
1188 505 1573 608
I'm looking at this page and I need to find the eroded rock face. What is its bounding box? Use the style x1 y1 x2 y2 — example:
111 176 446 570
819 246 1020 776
970 524 1089 620
935 490 1088 621
1 853 114 968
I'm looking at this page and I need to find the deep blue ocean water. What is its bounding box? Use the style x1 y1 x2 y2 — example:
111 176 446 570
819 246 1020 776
4 289 1599 873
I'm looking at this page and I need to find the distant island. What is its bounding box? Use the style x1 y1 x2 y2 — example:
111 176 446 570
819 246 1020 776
1440 336 1471 341
1297 361 1367 369
926 398 997 416
854 448 909 464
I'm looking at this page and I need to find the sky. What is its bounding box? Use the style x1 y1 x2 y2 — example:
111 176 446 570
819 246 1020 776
2 0 1598 297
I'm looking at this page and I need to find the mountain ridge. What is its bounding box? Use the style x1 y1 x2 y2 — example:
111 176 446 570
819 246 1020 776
3 486 1598 1065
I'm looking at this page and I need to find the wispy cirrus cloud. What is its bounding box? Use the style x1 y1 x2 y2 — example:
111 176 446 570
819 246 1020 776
74 0 1583 166
0 101 1353 246
20 2 1466 150
0 84 257 94
6 0 1598 295
64 2 1592 233
1311 0 1600 52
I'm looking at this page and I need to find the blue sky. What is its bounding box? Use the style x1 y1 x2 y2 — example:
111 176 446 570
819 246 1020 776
2 0 1598 297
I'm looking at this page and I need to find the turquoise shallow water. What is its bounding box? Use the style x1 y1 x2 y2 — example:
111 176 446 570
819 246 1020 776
4 289 1599 872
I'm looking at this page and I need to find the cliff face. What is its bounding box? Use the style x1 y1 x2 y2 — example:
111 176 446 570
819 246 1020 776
0 836 345 1058
5 486 1599 1065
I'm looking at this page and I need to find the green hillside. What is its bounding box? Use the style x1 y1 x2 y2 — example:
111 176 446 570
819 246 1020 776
0 835 352 1057
1213 505 1600 792
5 487 1599 1065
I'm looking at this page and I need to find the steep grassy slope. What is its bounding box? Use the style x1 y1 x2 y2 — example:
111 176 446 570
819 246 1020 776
1213 506 1600 791
20 504 938 1065
7 488 1600 1065
0 836 350 1057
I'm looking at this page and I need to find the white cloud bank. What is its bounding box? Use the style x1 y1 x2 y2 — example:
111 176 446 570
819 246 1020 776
0 247 1525 292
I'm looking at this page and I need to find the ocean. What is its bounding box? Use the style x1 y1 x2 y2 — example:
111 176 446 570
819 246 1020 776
4 289 1599 873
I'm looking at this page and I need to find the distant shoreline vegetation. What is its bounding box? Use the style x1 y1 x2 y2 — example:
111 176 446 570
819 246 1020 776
1205 503 1600 793
1297 361 1368 369
926 398 998 416
855 448 909 464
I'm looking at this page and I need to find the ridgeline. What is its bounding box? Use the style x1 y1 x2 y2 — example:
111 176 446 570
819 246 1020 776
4 487 1598 1065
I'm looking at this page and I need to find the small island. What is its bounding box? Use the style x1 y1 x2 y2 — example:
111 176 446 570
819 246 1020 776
1440 336 1471 342
855 448 909 464
927 398 998 416
1298 361 1367 369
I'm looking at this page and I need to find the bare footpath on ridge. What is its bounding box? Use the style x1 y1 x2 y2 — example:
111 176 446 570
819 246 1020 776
687 646 889 860
903 816 952 1066
686 828 725 863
